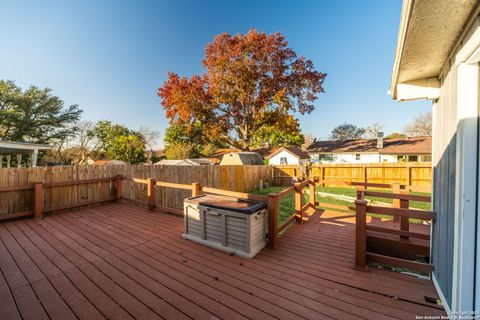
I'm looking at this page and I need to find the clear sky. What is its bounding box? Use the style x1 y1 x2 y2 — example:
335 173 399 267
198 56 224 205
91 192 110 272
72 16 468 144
0 0 431 147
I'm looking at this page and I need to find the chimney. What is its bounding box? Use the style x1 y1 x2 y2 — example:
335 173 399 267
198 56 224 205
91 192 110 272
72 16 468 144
377 132 384 149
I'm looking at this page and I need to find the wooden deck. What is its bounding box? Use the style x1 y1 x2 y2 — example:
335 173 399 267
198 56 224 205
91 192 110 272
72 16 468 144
0 203 444 320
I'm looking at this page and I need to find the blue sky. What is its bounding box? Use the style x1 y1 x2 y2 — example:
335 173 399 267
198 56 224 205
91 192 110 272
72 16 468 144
0 0 430 147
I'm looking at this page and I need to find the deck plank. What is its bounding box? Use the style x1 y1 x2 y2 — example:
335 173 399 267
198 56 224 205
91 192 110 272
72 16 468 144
0 203 445 320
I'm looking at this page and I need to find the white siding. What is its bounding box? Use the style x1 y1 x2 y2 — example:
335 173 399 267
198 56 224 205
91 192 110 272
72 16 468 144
269 150 301 165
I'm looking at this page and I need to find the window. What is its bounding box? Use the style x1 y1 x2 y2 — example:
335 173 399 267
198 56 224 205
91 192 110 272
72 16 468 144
408 155 418 162
397 155 406 162
279 157 288 165
355 154 361 161
319 154 333 161
422 155 432 162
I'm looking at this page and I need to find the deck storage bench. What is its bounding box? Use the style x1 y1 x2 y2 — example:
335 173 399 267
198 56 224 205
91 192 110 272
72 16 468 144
183 194 267 258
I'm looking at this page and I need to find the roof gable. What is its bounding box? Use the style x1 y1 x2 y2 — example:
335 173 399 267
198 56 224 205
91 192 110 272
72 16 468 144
267 147 310 159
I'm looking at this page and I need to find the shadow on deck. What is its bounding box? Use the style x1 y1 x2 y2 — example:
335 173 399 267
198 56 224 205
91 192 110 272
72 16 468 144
0 203 444 319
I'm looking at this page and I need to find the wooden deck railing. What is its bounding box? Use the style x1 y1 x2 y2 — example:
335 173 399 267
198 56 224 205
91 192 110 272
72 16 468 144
354 186 435 273
0 176 118 221
267 179 316 249
0 173 311 252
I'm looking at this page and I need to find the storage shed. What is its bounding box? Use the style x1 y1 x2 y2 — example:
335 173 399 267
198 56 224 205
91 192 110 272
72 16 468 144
219 152 264 165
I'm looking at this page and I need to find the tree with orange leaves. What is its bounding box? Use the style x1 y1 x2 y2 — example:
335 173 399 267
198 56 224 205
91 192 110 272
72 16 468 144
158 29 326 151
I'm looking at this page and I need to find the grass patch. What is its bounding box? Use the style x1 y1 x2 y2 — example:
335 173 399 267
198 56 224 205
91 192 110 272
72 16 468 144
317 186 431 211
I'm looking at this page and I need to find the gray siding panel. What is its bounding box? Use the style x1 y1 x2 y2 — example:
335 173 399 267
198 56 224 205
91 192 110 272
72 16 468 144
432 66 457 307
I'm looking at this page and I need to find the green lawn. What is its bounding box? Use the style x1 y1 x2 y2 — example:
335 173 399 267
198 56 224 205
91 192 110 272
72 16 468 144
252 185 431 226
316 186 431 211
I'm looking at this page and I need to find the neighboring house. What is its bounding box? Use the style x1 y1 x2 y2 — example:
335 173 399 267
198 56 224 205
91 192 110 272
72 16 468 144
208 147 270 164
219 152 264 165
0 141 53 167
155 158 214 166
266 146 310 165
306 135 432 164
390 0 479 312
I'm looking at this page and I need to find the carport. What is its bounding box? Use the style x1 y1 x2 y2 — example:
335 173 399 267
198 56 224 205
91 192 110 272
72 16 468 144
0 141 52 167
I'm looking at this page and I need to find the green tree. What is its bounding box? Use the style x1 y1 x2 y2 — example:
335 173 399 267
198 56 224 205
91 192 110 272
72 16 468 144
88 121 146 164
385 132 407 139
164 142 197 160
329 123 365 141
164 122 226 157
0 80 82 143
251 113 305 148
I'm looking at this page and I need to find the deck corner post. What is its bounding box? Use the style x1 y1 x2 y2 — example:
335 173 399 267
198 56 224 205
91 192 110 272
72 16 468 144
294 181 303 223
267 193 279 249
147 178 156 211
354 198 368 271
115 175 123 202
309 180 316 209
399 188 410 241
192 182 202 197
33 181 44 219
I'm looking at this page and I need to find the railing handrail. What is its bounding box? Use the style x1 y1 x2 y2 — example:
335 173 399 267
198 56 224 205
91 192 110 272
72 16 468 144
363 190 431 202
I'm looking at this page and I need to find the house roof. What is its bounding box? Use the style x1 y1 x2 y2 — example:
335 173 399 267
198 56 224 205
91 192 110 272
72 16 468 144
306 136 431 155
93 160 127 166
208 147 271 160
0 141 53 155
267 146 310 160
390 0 478 100
155 158 214 166
219 152 264 165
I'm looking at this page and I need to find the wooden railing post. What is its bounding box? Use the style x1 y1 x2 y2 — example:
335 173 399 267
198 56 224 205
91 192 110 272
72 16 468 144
294 182 303 223
267 193 279 249
392 183 401 222
147 178 156 211
309 180 316 208
34 182 43 219
355 197 368 271
399 188 410 241
192 182 202 197
115 175 123 202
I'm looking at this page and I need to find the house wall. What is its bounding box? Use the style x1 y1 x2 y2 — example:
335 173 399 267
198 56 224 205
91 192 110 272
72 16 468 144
431 64 458 310
431 16 480 312
310 153 380 164
309 153 429 164
269 150 302 165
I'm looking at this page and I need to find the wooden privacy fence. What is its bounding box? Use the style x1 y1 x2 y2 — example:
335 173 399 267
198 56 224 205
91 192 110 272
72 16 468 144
354 185 435 273
274 162 432 192
0 165 273 219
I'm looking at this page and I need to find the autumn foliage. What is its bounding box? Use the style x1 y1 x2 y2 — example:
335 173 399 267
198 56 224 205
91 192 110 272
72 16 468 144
158 29 326 150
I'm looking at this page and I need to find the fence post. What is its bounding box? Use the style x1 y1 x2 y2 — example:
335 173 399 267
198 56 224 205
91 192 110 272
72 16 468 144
192 182 202 197
147 178 156 211
363 165 367 190
309 180 316 208
267 193 279 249
321 166 325 187
115 175 123 202
355 197 368 271
34 182 43 219
294 182 303 223
399 188 410 241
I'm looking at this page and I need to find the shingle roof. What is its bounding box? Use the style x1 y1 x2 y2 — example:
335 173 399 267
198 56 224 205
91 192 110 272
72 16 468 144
208 147 271 160
267 146 310 159
306 136 431 155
